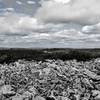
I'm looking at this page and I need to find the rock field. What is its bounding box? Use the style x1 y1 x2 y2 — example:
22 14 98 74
1 58 100 100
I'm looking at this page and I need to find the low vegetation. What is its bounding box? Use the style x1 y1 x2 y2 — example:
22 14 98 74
0 48 100 63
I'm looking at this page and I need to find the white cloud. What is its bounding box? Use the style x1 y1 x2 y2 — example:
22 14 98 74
54 0 71 4
27 1 36 4
16 1 23 5
36 0 100 25
0 8 15 12
0 12 40 34
82 23 100 34
5 8 14 12
0 11 100 48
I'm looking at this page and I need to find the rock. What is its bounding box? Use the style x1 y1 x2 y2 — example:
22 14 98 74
92 90 100 96
0 85 16 98
82 93 90 100
34 96 45 100
92 90 100 100
82 78 93 88
17 88 25 94
22 91 33 99
43 68 51 75
57 96 70 100
94 94 100 100
11 94 23 100
74 94 80 100
46 97 55 100
0 80 4 87
28 86 37 95
83 69 100 80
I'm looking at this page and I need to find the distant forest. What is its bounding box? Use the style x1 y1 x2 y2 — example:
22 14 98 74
0 48 100 63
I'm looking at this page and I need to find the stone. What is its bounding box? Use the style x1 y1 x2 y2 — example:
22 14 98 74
34 96 45 100
0 85 16 98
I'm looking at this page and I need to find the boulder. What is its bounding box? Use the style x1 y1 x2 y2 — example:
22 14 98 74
34 96 45 100
11 94 23 100
0 85 16 98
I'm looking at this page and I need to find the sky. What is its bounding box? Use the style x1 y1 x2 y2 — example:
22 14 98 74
0 0 100 48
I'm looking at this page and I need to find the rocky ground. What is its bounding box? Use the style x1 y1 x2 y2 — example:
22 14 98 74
1 58 100 100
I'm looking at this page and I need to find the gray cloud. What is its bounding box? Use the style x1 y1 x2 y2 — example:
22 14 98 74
0 0 100 48
82 23 100 34
36 0 100 25
0 12 100 48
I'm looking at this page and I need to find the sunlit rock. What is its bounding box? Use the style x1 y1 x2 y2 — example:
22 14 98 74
0 85 16 98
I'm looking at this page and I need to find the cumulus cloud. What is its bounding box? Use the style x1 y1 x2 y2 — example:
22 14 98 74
27 1 36 4
0 12 100 48
54 0 70 4
0 13 82 36
0 7 14 12
36 0 100 25
4 8 14 12
16 1 23 5
82 23 100 34
0 0 100 48
0 12 39 34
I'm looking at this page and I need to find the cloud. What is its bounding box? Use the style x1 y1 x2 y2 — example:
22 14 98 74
54 0 70 4
35 0 100 25
16 1 23 5
0 11 100 48
0 12 39 34
0 7 14 12
82 23 100 34
27 1 36 4
0 12 99 42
